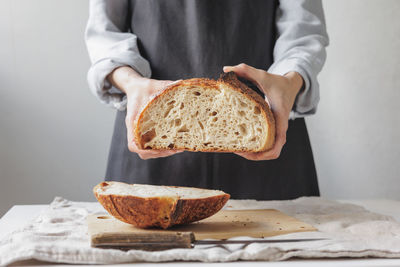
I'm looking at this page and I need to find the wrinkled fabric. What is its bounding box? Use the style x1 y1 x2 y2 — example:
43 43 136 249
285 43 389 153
1 197 400 265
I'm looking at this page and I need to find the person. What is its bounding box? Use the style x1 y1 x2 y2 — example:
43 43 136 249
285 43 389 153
85 0 329 200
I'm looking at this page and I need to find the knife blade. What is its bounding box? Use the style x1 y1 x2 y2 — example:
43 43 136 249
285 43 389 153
194 238 327 245
93 237 327 251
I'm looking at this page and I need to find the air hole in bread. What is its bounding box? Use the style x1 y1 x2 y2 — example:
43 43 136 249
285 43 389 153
141 128 156 146
180 103 184 109
167 100 176 105
250 137 256 141
178 125 189 133
204 142 211 146
195 111 199 117
239 101 247 107
238 111 245 117
198 121 204 129
234 131 239 135
239 124 247 135
164 106 173 118
141 121 155 133
175 118 181 126
168 143 175 149
211 111 217 116
193 91 201 96
213 117 218 122
254 106 261 115
257 128 262 133
161 135 167 139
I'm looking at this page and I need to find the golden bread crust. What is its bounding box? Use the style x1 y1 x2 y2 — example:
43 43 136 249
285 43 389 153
93 182 230 229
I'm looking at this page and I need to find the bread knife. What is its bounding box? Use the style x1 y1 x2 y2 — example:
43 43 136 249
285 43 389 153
91 232 326 251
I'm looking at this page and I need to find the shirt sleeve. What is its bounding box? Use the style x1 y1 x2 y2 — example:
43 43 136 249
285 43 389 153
85 0 151 110
268 0 329 119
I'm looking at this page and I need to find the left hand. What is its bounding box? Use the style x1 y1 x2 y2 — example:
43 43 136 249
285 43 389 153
223 63 303 161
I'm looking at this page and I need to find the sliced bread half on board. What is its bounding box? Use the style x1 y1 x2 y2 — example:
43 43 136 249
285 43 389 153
134 72 275 152
93 181 230 229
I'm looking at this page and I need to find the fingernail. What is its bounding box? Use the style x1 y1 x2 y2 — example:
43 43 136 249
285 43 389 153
168 80 182 85
223 66 232 72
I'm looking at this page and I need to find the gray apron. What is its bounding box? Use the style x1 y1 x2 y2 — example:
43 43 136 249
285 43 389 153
105 0 320 200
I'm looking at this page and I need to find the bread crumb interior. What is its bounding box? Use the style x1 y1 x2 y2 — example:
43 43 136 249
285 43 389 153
138 83 268 151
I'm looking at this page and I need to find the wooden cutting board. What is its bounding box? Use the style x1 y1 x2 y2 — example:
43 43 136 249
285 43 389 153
88 209 316 250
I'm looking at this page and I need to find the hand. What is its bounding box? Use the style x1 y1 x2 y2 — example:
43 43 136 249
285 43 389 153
107 66 183 159
223 63 303 161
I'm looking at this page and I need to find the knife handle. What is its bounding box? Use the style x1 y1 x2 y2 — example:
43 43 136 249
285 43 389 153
91 231 195 251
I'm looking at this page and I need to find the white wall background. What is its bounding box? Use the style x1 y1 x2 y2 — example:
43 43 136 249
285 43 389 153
308 0 400 199
1 0 399 216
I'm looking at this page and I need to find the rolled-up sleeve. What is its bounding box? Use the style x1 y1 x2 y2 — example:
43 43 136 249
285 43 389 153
85 0 151 110
268 0 329 119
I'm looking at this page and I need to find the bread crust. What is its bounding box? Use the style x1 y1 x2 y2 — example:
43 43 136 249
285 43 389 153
134 72 275 152
93 182 230 229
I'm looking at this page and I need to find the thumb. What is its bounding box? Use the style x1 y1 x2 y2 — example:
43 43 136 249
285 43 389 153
150 79 181 94
158 79 182 90
223 63 268 88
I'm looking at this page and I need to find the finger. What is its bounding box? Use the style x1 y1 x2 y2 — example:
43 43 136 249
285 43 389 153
139 149 183 155
266 132 287 159
234 152 260 161
154 79 182 91
138 150 183 160
223 63 267 88
165 79 183 86
137 149 174 158
264 95 272 110
257 114 288 159
235 144 281 161
235 151 274 161
148 79 183 97
234 151 277 161
125 113 140 153
235 119 287 161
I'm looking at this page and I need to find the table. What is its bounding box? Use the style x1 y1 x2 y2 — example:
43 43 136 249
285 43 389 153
1 199 400 266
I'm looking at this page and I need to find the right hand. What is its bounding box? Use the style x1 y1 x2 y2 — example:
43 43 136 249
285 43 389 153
108 67 183 160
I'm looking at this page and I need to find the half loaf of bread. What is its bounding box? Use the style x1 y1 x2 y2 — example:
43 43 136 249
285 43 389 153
134 72 275 152
93 181 230 229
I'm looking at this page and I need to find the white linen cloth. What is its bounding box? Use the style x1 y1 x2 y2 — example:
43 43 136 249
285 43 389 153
1 197 400 265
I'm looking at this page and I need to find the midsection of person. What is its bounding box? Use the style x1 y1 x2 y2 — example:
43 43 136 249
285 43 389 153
86 0 327 200
130 0 277 80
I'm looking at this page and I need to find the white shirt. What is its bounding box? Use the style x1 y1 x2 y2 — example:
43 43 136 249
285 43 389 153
85 0 329 119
